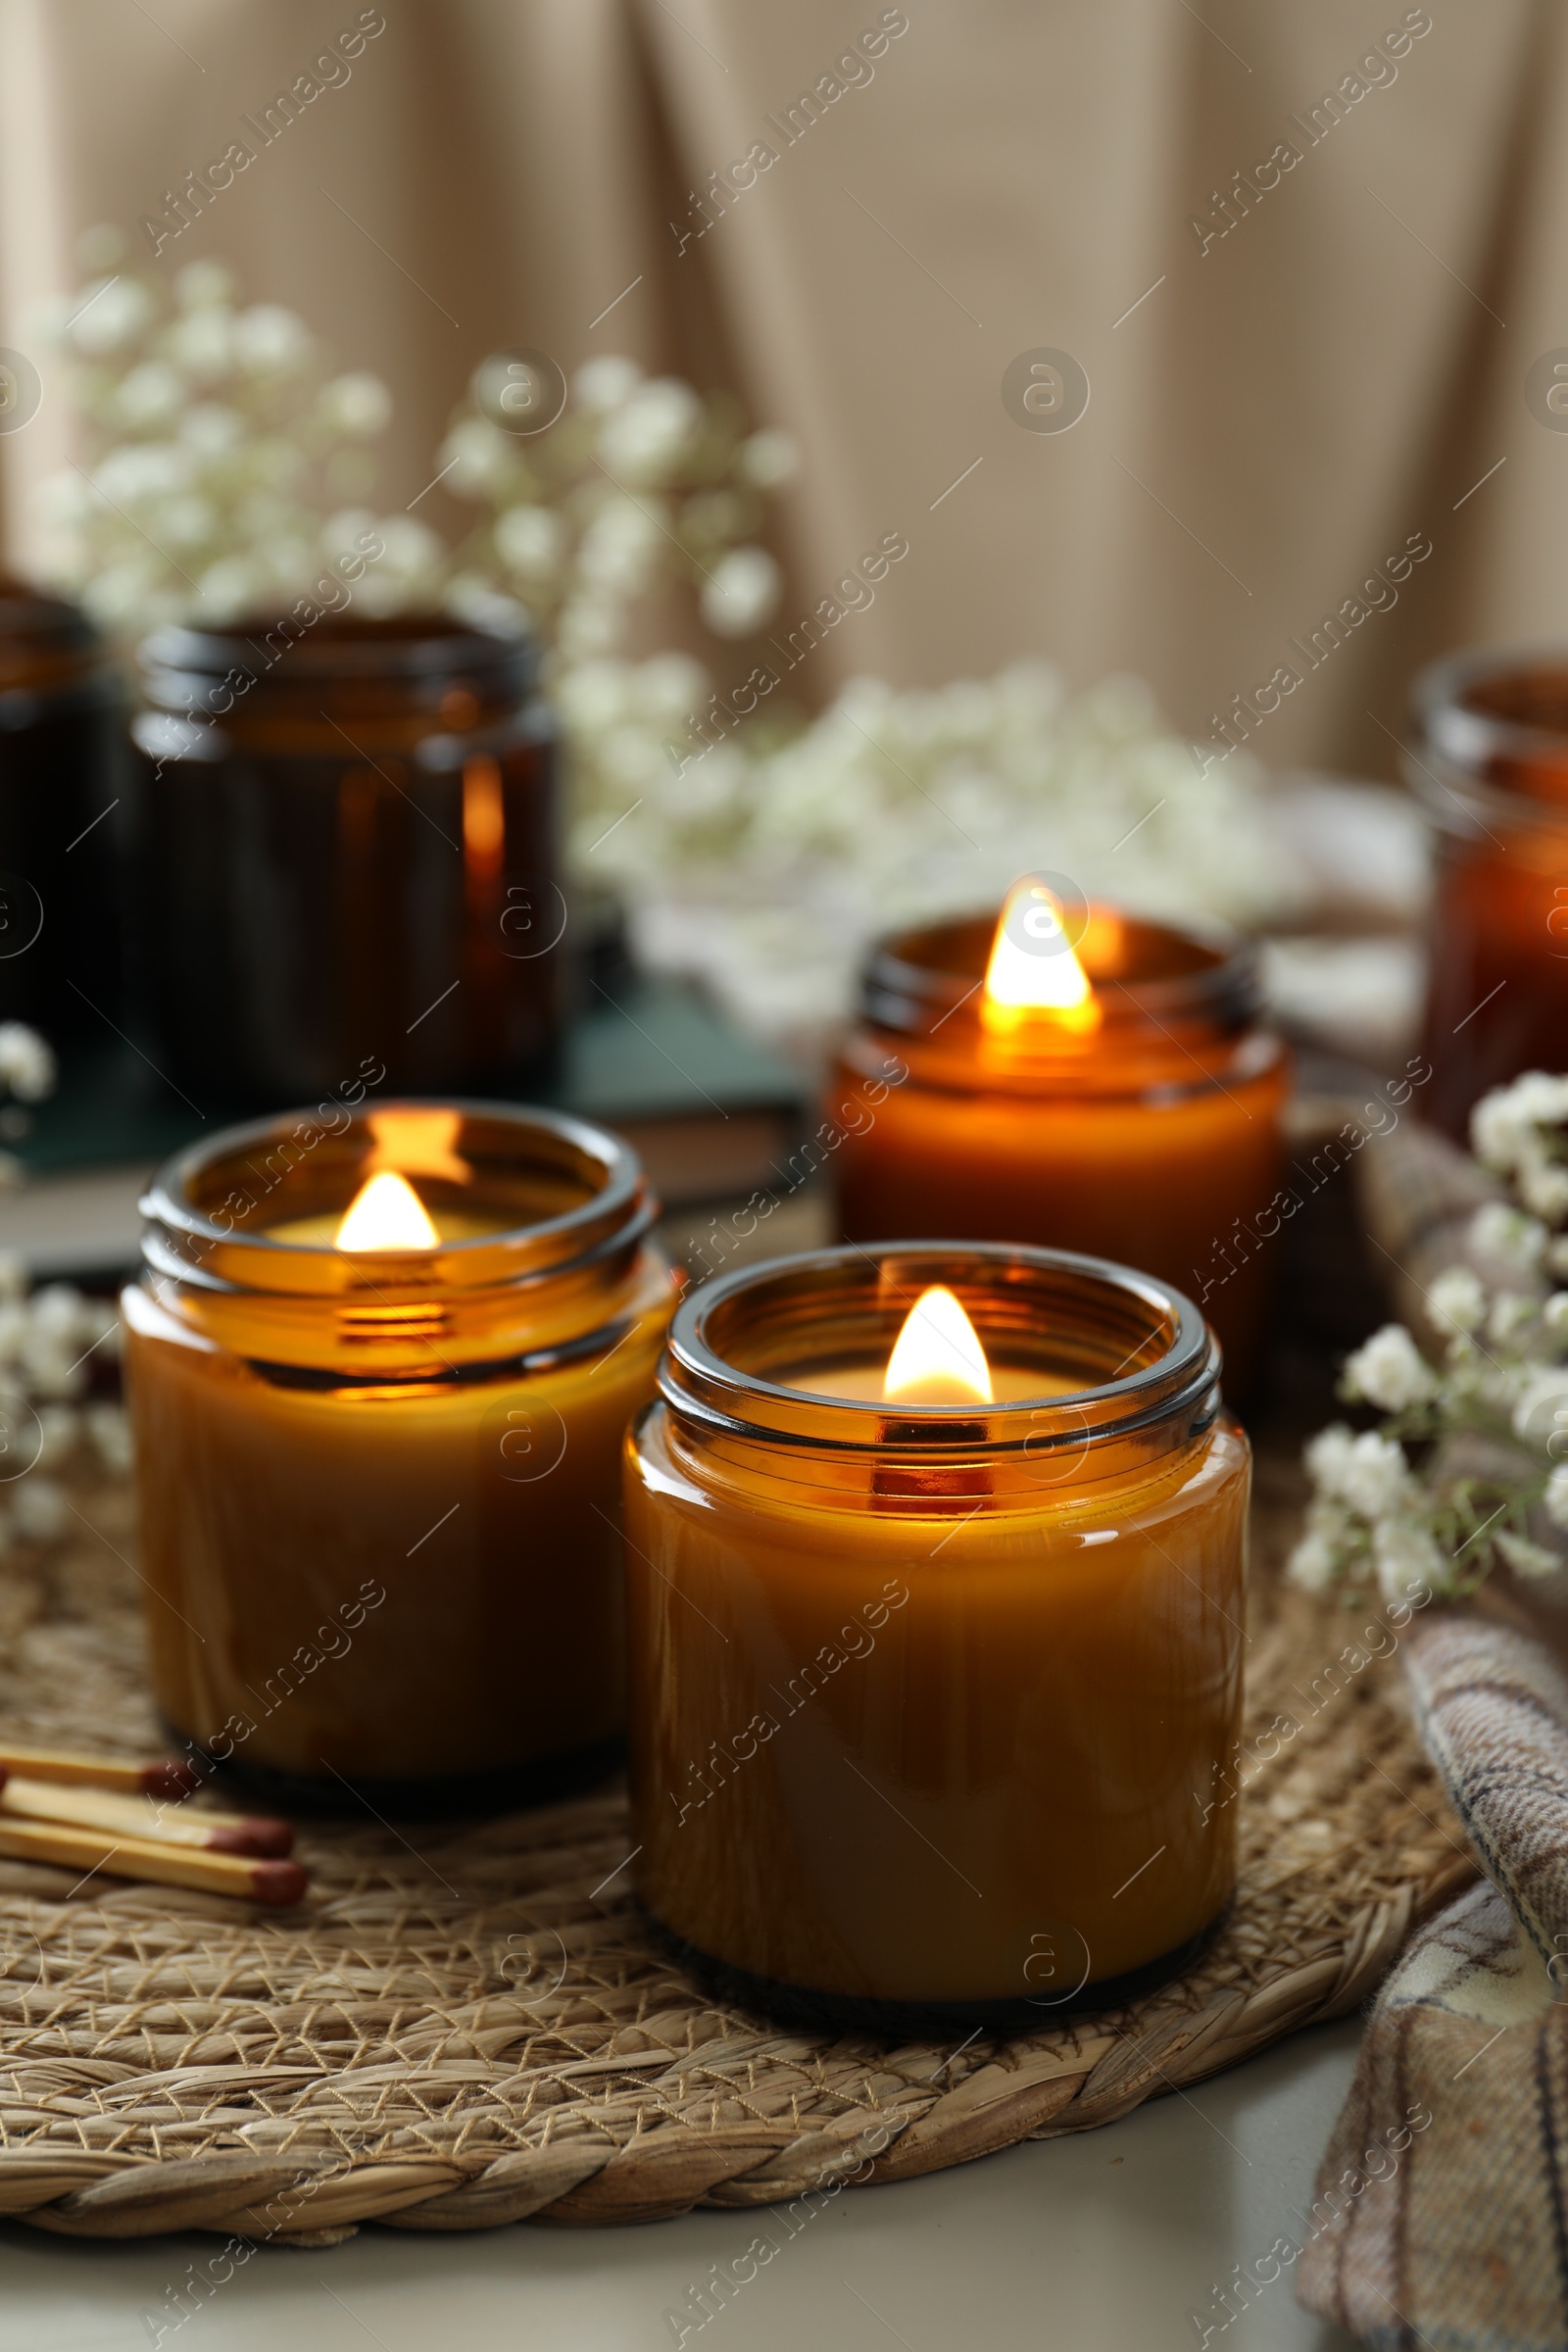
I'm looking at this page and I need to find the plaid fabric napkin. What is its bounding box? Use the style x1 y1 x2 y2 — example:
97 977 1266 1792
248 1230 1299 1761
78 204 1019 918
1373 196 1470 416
1297 1612 1568 2349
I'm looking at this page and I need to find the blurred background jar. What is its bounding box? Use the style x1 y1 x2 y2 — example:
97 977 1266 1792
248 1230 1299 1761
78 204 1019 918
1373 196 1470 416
0 580 125 1044
128 610 562 1107
1414 647 1568 1139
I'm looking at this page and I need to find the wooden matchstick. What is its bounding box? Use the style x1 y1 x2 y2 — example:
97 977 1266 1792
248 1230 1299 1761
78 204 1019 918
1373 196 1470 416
0 1817 308 1906
0 1742 203 1800
0 1778 293 1858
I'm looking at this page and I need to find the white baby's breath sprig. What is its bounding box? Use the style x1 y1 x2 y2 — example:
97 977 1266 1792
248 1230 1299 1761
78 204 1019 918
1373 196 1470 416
0 1276 125 1557
33 235 401 637
1293 1069 1568 1602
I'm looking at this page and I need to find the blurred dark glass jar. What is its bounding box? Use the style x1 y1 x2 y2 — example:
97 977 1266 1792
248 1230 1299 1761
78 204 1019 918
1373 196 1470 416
0 581 125 1039
128 612 562 1105
1413 648 1568 1137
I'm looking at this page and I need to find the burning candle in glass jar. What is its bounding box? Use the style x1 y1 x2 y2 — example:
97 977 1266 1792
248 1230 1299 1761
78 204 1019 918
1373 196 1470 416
827 877 1290 1395
1410 648 1568 1135
123 1102 677 1812
625 1242 1248 2031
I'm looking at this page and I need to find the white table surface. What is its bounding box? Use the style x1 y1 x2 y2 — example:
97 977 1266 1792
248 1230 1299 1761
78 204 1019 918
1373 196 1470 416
0 2018 1364 2352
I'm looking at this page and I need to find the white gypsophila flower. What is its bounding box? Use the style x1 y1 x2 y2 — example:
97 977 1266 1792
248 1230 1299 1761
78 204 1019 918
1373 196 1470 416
1429 1265 1487 1336
1343 1324 1438 1414
599 378 703 486
350 516 443 614
554 657 631 735
494 504 565 582
178 402 244 458
159 494 218 552
557 592 621 662
1470 1201 1549 1278
95 442 190 508
1491 1292 1541 1346
1512 1368 1568 1447
634 652 710 720
1520 1157 1568 1224
737 428 798 489
34 1404 77 1467
0 1255 24 1304
0 1025 55 1103
231 305 313 375
577 498 663 595
85 1401 133 1474
438 416 516 498
163 307 233 383
700 546 781 638
11 1478 67 1544
1305 1424 1412 1520
173 259 236 311
1372 1518 1445 1606
1545 1464 1568 1531
573 355 644 414
81 563 160 631
1496 1529 1564 1582
316 372 391 439
69 275 155 356
321 506 378 560
1287 1521 1344 1592
112 362 185 432
194 557 263 619
1473 1073 1568 1172
29 1284 90 1340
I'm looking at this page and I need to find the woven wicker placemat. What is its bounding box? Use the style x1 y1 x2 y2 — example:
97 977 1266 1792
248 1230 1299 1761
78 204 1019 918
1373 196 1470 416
0 1461 1474 2243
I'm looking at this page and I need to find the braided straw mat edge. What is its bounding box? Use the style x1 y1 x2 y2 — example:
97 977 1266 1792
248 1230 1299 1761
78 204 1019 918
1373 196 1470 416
0 1462 1473 2243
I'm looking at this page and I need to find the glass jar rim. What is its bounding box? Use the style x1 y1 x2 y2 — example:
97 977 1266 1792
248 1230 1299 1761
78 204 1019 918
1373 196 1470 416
858 906 1262 1041
661 1242 1218 1459
1410 644 1568 829
1413 641 1568 760
140 1100 655 1300
139 611 537 710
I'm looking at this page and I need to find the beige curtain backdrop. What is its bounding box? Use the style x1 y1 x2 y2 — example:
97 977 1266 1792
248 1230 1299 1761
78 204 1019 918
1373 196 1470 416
0 0 1562 780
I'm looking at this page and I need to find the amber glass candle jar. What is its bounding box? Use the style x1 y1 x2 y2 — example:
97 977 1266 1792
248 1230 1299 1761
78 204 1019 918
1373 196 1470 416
128 612 561 1106
1412 648 1568 1137
123 1102 676 1812
625 1242 1248 2033
828 906 1288 1394
0 580 124 1037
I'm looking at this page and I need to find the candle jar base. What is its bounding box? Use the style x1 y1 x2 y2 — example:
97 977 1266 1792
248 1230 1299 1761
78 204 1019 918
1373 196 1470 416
170 1724 625 1822
645 1903 1228 2039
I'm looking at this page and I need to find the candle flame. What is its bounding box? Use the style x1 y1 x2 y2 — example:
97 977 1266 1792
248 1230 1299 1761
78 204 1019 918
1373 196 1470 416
334 1170 439 1252
882 1287 994 1407
981 876 1101 1038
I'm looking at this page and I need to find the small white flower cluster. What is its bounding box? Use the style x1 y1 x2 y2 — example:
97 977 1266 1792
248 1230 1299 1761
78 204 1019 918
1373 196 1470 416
1292 1069 1568 1601
440 352 791 668
0 1254 128 1555
32 233 413 633
1472 1070 1568 1223
0 1024 55 1104
563 664 1302 1052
